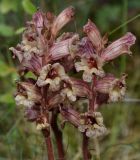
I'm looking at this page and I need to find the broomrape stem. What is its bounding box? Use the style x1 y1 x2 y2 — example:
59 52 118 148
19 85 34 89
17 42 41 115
42 128 55 160
82 134 91 160
41 86 55 160
51 112 65 160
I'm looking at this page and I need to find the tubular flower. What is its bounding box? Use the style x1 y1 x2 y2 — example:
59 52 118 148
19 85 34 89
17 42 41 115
95 74 126 102
15 81 41 107
100 32 136 63
51 6 75 37
75 58 104 82
60 107 107 138
37 63 69 91
83 19 105 52
49 34 79 60
78 112 107 138
77 20 136 82
60 78 90 102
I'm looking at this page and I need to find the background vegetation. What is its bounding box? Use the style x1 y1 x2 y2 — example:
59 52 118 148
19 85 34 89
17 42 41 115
0 0 140 159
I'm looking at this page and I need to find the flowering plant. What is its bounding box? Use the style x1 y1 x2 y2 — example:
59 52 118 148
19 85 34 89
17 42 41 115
10 6 136 160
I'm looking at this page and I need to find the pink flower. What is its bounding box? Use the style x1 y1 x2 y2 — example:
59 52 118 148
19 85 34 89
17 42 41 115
95 74 126 102
49 34 79 60
83 19 106 52
37 63 69 91
15 81 41 107
51 6 75 37
100 32 136 62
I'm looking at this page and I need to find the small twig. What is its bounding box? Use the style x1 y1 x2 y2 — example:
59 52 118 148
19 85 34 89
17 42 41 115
51 111 65 160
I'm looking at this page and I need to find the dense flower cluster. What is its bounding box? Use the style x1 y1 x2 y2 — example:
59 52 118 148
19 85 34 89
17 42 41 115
10 6 136 141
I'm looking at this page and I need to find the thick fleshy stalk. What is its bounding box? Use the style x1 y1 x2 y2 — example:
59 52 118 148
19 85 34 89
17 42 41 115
51 112 65 160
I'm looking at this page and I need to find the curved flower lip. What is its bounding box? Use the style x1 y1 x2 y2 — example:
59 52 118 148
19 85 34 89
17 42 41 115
15 81 41 108
51 6 75 38
9 45 24 62
75 58 105 82
37 63 69 92
78 112 107 137
101 32 136 62
83 19 103 51
49 34 79 60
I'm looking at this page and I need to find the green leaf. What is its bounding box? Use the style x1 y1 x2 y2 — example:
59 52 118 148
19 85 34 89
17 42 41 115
22 0 36 15
0 24 14 37
0 92 15 104
0 0 18 14
0 61 16 77
15 27 26 34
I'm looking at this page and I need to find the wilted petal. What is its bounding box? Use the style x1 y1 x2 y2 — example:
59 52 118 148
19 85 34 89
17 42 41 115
15 81 41 107
9 46 23 62
15 94 35 107
20 82 41 101
83 20 103 51
49 34 79 60
101 32 136 62
51 6 75 37
36 116 50 130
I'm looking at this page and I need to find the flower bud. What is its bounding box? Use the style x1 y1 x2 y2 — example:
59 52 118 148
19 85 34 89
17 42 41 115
51 6 75 37
83 20 103 51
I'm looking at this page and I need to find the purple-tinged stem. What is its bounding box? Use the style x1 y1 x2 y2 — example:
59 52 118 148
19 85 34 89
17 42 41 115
42 128 55 160
51 112 65 160
82 134 91 160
